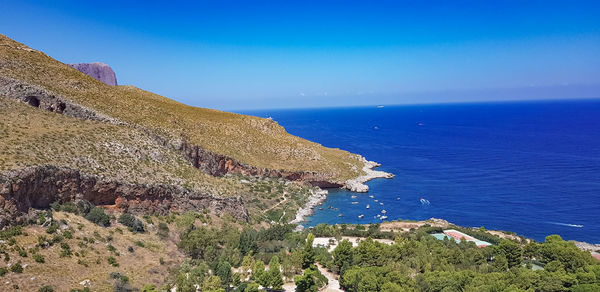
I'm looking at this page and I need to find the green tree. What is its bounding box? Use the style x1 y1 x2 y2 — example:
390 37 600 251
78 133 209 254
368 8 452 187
244 282 259 292
216 260 232 285
333 239 353 274
269 256 284 290
253 260 266 282
301 233 316 269
498 240 522 268
491 254 508 272
202 275 225 292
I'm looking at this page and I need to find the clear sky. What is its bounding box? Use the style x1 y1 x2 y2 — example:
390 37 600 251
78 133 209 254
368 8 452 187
1 0 599 110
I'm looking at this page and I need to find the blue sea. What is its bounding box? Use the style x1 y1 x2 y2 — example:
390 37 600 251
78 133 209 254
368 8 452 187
243 99 600 243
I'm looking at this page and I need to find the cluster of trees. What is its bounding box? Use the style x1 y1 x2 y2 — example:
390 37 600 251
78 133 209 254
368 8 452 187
311 223 396 239
330 230 600 291
174 223 332 292
170 218 600 291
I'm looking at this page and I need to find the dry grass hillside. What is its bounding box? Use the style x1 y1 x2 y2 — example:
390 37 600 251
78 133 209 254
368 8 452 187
0 34 364 182
0 96 239 197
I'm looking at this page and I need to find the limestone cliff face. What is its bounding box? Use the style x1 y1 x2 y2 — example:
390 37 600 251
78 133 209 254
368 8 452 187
69 62 117 86
0 166 249 227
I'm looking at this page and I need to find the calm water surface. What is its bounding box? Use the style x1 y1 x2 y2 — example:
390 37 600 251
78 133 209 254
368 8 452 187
243 100 600 242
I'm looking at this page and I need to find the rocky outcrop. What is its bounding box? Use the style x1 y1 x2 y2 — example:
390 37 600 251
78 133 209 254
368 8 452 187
0 76 119 123
0 166 249 227
343 157 394 192
69 62 117 86
163 136 345 188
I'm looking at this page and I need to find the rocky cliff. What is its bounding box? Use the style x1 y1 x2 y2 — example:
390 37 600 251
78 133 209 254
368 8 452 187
0 166 249 227
69 62 118 86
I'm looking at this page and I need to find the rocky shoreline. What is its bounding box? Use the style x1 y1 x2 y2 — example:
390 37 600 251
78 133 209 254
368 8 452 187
343 156 394 192
292 157 394 229
291 188 328 230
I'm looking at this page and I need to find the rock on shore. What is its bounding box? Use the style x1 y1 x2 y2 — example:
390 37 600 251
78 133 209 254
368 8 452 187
344 156 394 192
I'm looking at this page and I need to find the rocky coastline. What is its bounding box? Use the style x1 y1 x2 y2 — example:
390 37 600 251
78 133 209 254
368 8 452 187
343 156 394 192
291 188 328 230
291 157 394 228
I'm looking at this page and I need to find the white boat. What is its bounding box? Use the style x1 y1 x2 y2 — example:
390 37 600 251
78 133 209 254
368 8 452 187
366 204 370 209
374 199 378 202
376 105 385 108
381 210 387 214
358 214 364 219
351 202 358 204
351 195 357 198
338 214 343 217
379 203 384 205
380 216 388 220
369 195 374 198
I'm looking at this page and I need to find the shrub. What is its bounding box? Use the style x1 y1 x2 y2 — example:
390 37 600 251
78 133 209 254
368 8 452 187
45 223 58 234
63 230 73 239
50 201 61 211
61 202 79 214
33 253 45 263
75 200 94 215
118 213 145 233
108 256 119 267
60 243 72 257
11 261 23 273
85 207 110 226
39 285 54 292
0 226 22 239
157 222 169 239
0 267 7 276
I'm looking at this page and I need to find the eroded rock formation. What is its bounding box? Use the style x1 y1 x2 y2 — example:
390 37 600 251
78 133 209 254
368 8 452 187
0 76 119 123
0 166 249 227
69 62 117 86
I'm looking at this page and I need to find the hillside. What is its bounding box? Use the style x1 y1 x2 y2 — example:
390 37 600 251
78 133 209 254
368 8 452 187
0 33 364 184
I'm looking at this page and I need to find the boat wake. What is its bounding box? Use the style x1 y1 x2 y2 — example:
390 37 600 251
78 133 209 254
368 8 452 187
548 222 584 228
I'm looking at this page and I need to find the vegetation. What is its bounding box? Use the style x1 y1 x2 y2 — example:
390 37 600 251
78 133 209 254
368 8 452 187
118 213 145 233
84 207 111 227
0 33 364 186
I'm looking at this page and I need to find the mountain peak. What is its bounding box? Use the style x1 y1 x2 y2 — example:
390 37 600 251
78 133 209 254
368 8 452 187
69 62 117 86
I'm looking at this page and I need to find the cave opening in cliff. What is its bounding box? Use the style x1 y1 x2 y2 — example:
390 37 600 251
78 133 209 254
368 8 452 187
24 96 40 107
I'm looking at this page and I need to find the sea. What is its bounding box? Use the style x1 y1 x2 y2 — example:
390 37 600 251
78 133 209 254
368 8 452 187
242 99 600 243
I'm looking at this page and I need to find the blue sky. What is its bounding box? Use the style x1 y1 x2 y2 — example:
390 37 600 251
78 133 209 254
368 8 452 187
1 0 599 110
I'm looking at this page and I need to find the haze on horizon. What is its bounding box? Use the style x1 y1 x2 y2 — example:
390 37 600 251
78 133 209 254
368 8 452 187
1 0 599 110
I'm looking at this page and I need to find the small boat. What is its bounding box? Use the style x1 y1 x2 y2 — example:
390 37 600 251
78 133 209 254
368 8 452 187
328 206 333 209
381 210 387 214
366 204 370 209
374 199 378 202
376 214 381 217
380 216 388 220
338 214 343 217
379 203 384 205
351 202 358 204
396 197 401 200
369 195 374 198
318 208 323 210
358 214 364 219
351 195 357 199
376 105 384 108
